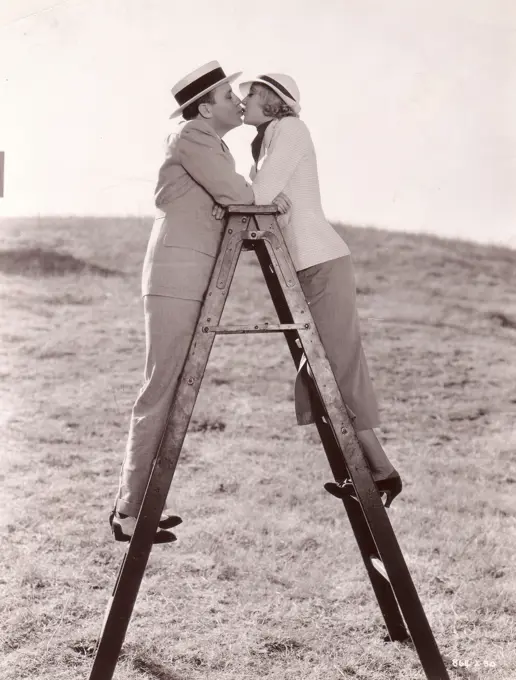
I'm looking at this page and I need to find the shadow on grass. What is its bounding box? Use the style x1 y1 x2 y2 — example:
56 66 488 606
70 646 188 680
132 655 186 680
0 248 122 277
488 311 516 329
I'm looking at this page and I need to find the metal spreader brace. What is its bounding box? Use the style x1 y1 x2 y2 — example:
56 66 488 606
88 206 450 680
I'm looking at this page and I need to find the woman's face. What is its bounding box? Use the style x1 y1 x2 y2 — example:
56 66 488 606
242 84 272 126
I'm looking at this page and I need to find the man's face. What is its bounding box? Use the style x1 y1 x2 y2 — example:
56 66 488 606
202 83 244 132
242 84 271 126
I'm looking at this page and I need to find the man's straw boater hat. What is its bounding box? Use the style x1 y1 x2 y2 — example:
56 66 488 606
239 73 301 114
169 60 242 119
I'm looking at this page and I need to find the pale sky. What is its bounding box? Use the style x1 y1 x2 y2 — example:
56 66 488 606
0 0 515 247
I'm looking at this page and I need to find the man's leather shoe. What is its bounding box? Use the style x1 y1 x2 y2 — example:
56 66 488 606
109 511 182 543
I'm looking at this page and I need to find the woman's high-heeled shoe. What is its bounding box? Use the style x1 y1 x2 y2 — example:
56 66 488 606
375 470 402 508
324 469 402 508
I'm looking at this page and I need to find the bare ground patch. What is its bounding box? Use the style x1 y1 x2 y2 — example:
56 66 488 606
0 247 121 277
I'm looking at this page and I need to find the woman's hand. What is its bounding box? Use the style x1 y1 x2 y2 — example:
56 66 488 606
212 204 226 220
272 192 291 214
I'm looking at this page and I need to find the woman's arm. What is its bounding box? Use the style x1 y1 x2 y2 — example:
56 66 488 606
252 118 308 204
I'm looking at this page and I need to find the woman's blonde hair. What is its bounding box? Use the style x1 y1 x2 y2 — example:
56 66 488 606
256 84 297 119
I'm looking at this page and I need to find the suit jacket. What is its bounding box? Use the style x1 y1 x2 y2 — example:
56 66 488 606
142 119 254 299
251 117 350 272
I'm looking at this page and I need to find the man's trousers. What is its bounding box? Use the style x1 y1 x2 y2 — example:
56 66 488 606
115 295 201 517
115 255 380 517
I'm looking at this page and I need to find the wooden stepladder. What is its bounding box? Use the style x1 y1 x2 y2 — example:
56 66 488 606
88 206 450 680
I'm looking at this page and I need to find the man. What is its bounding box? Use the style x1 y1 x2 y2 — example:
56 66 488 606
111 61 289 542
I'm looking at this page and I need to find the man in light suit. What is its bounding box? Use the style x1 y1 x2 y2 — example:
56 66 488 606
111 61 289 542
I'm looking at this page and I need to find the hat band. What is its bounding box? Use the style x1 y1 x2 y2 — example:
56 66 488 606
258 75 295 101
175 67 226 106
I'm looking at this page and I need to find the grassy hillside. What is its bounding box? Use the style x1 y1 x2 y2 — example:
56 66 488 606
0 216 515 680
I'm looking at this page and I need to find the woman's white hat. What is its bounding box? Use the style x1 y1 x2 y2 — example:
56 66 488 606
169 60 242 119
239 73 301 114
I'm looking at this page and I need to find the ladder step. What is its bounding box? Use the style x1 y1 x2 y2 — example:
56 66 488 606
370 557 390 583
202 322 310 334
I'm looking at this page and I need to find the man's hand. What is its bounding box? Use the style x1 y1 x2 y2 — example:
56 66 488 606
272 192 291 214
212 204 226 220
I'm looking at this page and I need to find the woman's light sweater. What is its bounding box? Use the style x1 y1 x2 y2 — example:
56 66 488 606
251 116 350 272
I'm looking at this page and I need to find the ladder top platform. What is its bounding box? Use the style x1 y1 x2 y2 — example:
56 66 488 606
226 205 279 215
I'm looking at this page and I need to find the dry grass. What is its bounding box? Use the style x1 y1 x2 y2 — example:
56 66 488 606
0 215 515 680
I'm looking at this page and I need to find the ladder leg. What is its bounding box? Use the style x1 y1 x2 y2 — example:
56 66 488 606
88 217 245 680
311 378 449 678
300 333 450 679
315 416 410 642
251 218 449 680
253 239 408 641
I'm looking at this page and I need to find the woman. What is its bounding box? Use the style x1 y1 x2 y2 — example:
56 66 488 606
238 73 402 506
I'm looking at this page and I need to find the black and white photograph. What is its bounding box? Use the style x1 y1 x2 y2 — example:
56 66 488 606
0 1 515 679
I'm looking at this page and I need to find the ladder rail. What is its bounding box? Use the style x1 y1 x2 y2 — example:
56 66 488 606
88 216 248 679
252 213 449 678
252 237 409 642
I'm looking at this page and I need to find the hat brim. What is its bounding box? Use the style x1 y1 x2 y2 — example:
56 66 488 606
239 78 301 114
169 71 242 119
